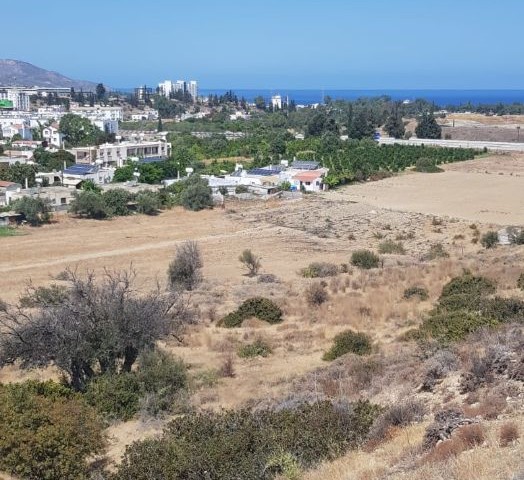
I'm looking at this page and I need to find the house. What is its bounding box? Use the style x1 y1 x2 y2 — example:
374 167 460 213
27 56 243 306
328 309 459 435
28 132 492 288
0 181 22 206
291 160 320 170
291 169 328 192
62 164 114 188
42 123 64 148
7 186 77 210
1 123 32 140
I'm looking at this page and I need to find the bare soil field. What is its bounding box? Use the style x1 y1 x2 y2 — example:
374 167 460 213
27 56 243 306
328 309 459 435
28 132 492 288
336 155 524 225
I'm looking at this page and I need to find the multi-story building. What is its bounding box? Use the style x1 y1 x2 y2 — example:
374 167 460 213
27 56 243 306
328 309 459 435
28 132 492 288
70 138 172 168
158 80 174 98
42 123 64 147
70 106 123 122
187 81 198 100
0 88 30 111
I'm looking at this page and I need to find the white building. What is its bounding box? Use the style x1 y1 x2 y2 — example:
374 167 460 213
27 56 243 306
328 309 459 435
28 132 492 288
62 164 115 188
0 88 30 111
158 80 174 98
187 81 198 100
42 123 64 147
271 95 282 110
0 120 32 140
70 106 123 122
70 139 172 167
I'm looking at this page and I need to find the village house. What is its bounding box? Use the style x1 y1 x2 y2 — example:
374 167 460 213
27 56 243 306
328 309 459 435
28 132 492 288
42 123 64 148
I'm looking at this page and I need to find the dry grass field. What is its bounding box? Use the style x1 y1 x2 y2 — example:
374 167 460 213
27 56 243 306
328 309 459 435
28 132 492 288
1 153 524 479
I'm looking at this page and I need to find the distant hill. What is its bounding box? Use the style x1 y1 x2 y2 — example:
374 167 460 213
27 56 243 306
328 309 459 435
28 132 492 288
0 59 98 91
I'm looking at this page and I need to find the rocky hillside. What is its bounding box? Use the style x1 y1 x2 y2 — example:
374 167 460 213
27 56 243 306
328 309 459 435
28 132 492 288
0 59 97 90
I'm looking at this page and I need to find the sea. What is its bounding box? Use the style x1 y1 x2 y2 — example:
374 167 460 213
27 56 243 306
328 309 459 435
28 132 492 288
198 89 524 107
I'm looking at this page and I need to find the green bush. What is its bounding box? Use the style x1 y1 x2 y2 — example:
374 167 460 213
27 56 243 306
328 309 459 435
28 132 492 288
113 401 380 480
440 273 496 299
323 330 373 361
222 297 283 328
85 373 141 421
12 196 52 226
237 339 273 358
178 175 213 211
300 262 339 278
403 286 429 301
103 188 131 216
351 250 380 269
135 190 160 215
378 240 406 255
414 157 443 173
481 231 499 249
69 190 108 219
0 381 105 479
235 184 249 194
136 349 188 415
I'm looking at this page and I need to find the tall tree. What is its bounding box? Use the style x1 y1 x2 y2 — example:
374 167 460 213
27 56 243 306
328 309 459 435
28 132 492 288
384 103 406 139
415 112 442 139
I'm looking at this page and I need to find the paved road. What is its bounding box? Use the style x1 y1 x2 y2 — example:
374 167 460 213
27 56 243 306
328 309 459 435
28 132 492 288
379 137 524 152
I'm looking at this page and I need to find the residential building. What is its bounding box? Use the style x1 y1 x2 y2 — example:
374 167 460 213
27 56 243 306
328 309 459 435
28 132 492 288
130 109 159 121
7 186 77 210
158 80 174 98
187 81 198 100
0 122 32 140
271 95 282 110
70 138 171 167
134 85 153 103
0 88 30 111
70 106 124 122
290 169 328 192
62 164 114 188
42 123 64 147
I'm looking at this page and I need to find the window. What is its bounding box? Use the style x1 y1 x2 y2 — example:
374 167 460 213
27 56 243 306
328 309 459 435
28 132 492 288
61 197 67 205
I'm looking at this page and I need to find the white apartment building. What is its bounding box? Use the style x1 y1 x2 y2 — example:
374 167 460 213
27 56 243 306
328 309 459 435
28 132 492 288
70 139 172 168
158 80 174 98
271 95 282 110
70 106 124 122
0 89 30 111
0 117 32 140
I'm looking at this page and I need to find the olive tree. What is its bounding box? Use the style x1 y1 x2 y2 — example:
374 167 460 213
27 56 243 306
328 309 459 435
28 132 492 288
0 268 192 391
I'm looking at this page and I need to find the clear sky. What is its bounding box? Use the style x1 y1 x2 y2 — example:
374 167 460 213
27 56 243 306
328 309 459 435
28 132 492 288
3 0 523 89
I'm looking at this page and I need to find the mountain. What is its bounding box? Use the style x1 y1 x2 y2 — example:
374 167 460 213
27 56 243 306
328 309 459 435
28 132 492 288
0 59 98 91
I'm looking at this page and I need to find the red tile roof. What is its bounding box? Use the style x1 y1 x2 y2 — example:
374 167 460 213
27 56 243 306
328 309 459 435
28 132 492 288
292 170 325 182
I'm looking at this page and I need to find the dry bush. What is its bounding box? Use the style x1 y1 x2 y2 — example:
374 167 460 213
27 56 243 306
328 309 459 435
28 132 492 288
219 356 236 378
367 399 426 447
425 437 465 463
499 421 520 447
464 394 507 420
421 349 458 392
456 423 486 448
305 282 329 307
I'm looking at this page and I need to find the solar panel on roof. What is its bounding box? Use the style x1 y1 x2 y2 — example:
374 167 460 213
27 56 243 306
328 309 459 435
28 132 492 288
291 160 319 170
63 164 98 175
247 168 274 176
139 156 165 164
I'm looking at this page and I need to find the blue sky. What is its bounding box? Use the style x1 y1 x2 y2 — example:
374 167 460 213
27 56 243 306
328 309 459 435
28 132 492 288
3 0 523 89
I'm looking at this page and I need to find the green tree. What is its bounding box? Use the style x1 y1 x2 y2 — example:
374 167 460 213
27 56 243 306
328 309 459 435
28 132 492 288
135 191 160 215
415 112 442 139
0 381 105 480
157 116 163 132
348 110 375 140
4 163 38 187
178 175 213 211
69 190 108 219
113 165 135 182
12 197 52 226
103 188 131 216
254 95 266 110
59 113 101 147
384 105 406 139
138 163 164 184
96 83 106 101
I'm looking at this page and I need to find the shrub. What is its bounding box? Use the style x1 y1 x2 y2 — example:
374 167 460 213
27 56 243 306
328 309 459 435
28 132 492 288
137 349 188 415
69 190 108 219
85 373 141 420
222 297 283 328
103 188 131 216
440 272 496 299
378 240 406 255
219 356 236 378
323 330 373 361
239 249 261 276
238 338 272 358
19 284 69 307
414 157 443 173
368 399 425 445
300 262 339 278
235 184 249 194
499 422 520 447
510 229 524 245
258 273 279 283
0 381 105 479
403 286 429 300
178 175 213 211
351 250 380 269
424 242 449 260
113 401 380 480
12 196 52 226
306 282 329 306
135 190 160 215
481 230 499 248
456 424 485 448
167 240 203 291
